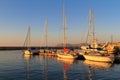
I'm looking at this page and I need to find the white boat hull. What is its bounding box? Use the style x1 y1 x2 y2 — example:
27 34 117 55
83 54 114 63
57 53 77 59
24 50 32 55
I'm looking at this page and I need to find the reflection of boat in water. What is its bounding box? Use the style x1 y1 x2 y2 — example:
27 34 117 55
24 54 31 61
39 55 48 80
57 52 75 80
24 55 31 80
58 58 72 80
84 60 113 80
84 60 113 69
57 57 75 64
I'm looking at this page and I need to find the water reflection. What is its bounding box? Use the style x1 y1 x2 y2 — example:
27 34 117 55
83 60 113 80
1 50 120 80
42 56 48 80
23 54 115 80
57 58 77 80
24 55 50 80
24 55 31 80
84 60 113 69
39 56 48 80
57 58 75 65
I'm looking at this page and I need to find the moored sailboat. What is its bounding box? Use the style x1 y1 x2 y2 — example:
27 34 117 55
23 26 32 55
83 53 114 63
57 4 78 59
39 19 57 56
80 8 107 54
23 26 40 55
81 8 114 63
57 48 78 59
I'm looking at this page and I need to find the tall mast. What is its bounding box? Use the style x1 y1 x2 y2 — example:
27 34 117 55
23 26 30 48
86 8 93 45
86 15 91 44
89 8 96 48
28 26 30 48
63 4 67 48
45 18 48 48
91 9 95 46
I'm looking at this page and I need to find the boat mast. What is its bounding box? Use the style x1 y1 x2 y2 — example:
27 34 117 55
86 14 91 44
28 26 30 48
89 8 97 48
45 18 48 48
23 26 30 49
91 9 95 47
63 4 67 48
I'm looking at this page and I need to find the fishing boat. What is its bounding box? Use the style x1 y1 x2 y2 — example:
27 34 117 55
57 4 78 59
81 8 114 63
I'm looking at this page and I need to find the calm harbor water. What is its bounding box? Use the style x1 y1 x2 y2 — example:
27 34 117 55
0 50 120 80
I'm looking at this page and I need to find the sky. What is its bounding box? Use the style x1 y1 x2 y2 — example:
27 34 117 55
0 0 120 46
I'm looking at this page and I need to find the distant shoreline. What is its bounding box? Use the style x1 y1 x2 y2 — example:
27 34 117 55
0 46 80 50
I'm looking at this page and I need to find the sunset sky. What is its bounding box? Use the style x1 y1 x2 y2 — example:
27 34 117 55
0 0 120 46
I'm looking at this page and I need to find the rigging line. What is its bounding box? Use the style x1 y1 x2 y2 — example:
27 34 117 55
23 27 29 47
